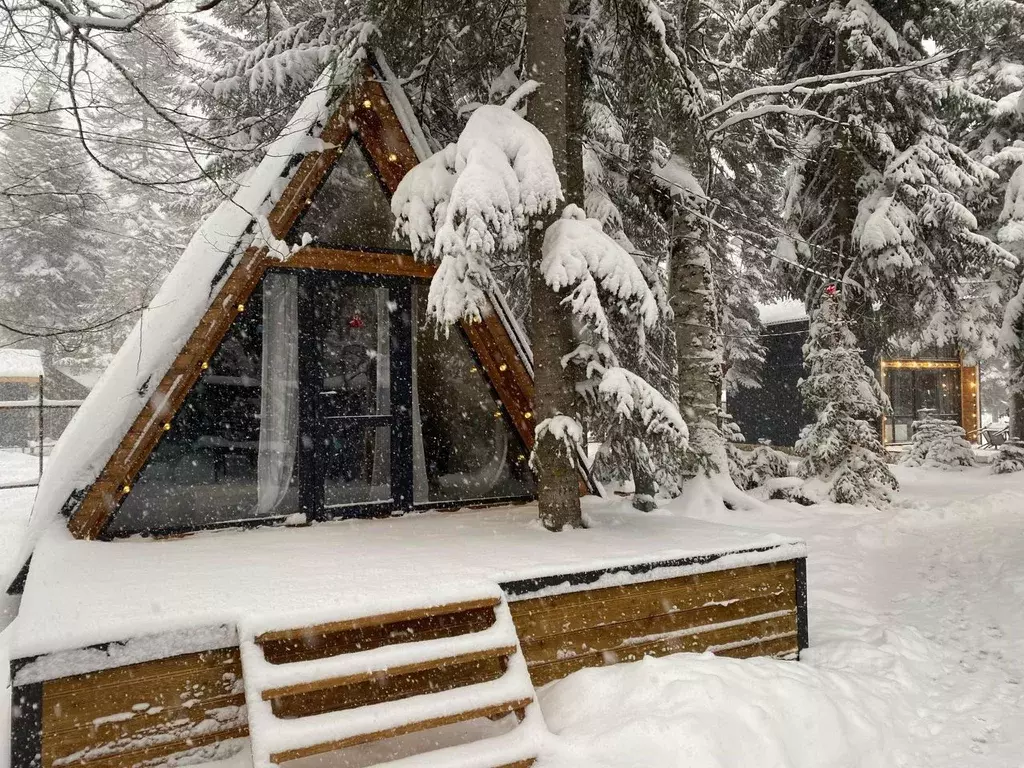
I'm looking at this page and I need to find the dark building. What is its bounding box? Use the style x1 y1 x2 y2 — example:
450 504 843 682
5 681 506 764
729 302 981 448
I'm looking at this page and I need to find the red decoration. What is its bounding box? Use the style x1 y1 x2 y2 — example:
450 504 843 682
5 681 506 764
348 313 365 329
825 284 837 296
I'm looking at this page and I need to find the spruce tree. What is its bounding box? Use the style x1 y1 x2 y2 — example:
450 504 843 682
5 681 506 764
797 288 897 504
778 0 1010 355
0 85 107 365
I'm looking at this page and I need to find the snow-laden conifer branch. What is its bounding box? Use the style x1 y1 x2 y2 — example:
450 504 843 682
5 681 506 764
703 50 960 122
541 205 658 341
207 17 376 96
392 102 561 326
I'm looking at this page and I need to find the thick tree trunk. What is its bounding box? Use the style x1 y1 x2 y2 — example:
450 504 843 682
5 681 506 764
1010 389 1024 440
526 0 583 531
669 194 724 476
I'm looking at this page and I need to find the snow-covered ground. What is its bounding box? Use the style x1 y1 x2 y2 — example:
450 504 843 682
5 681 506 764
2 465 1023 768
0 449 40 487
539 465 1024 767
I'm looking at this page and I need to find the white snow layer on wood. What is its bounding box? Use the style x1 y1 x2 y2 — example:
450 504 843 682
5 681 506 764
0 349 43 379
4 69 336 591
374 49 432 163
11 498 804 657
392 103 561 326
14 625 238 685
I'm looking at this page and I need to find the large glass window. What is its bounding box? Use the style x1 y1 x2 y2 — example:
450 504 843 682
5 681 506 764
289 140 405 252
106 275 535 536
414 287 535 504
110 283 279 535
883 366 962 445
312 280 393 510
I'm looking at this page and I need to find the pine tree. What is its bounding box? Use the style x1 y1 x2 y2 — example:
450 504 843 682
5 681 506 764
778 0 1010 357
796 288 897 504
945 1 1024 437
901 414 975 469
0 84 108 366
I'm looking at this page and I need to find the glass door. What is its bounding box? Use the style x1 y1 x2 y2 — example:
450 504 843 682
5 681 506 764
299 274 412 519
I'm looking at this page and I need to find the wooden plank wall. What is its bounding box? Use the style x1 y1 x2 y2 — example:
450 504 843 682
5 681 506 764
36 649 246 768
508 560 801 687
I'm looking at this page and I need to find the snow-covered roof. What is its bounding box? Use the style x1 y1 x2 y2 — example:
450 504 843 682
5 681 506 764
54 367 103 390
0 348 43 379
757 299 809 327
11 498 805 658
5 65 342 590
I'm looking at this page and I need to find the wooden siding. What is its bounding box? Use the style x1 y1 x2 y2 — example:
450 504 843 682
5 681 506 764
961 364 980 440
38 648 246 768
508 560 801 687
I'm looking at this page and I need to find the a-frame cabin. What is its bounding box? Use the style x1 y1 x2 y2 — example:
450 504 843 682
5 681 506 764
6 51 808 768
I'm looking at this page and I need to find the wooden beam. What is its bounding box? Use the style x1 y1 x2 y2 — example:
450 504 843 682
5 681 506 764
268 697 534 763
283 247 436 279
261 644 517 700
524 615 798 687
255 596 501 644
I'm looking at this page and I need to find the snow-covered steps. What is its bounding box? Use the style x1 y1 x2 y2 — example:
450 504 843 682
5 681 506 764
239 591 545 767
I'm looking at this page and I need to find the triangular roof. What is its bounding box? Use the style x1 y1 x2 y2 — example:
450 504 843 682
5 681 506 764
8 51 539 583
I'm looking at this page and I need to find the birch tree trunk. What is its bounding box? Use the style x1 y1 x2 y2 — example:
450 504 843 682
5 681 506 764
668 0 724 477
669 192 724 476
526 0 583 530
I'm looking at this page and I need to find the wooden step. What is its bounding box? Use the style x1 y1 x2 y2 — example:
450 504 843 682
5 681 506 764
241 593 546 768
256 596 501 664
269 697 534 763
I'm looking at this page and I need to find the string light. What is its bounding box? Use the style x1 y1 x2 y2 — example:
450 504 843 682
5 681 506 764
237 303 246 312
122 484 131 494
499 363 508 372
201 361 209 370
163 422 171 431
387 153 398 162
362 99 373 108
524 411 533 420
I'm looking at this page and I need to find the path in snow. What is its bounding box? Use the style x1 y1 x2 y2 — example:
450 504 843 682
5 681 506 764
622 464 1024 768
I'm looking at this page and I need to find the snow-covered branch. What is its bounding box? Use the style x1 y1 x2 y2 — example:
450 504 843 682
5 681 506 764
392 103 561 326
541 205 658 341
702 50 959 123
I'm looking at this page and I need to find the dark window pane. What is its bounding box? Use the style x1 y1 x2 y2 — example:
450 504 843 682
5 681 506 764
109 286 291 535
916 371 939 416
889 370 914 417
313 281 392 508
289 140 405 251
414 286 534 503
936 368 961 419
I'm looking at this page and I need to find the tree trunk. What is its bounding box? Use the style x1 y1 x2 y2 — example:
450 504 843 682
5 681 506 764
669 194 724 476
664 0 724 477
564 1 586 210
1010 389 1024 440
526 0 583 531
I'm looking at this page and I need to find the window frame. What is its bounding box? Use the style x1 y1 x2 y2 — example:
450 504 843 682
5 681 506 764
100 267 535 539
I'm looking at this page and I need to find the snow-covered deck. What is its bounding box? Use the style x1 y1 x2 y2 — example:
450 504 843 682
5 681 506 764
12 497 805 659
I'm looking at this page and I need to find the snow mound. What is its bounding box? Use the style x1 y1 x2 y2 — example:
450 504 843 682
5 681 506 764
537 642 927 767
